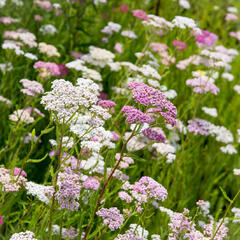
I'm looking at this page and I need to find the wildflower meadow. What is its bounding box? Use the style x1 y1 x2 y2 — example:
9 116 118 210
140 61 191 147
1 0 240 239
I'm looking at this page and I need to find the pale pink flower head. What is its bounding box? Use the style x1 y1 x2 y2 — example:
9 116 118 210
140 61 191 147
119 4 129 13
13 167 27 177
111 131 120 141
150 42 168 53
195 30 218 47
173 40 187 51
225 13 238 21
114 43 123 54
0 17 18 24
34 15 43 21
70 51 83 59
0 216 2 225
132 9 149 21
34 0 52 11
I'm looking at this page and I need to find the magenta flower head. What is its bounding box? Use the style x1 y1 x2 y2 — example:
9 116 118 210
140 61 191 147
13 168 27 177
142 127 165 142
121 106 155 124
120 4 129 13
83 177 100 191
0 216 2 225
132 9 149 21
195 30 218 47
128 82 177 125
133 176 168 201
173 40 187 51
98 100 116 109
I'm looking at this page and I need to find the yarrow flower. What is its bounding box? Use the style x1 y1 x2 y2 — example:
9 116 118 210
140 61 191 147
128 82 177 125
9 109 34 124
121 106 154 124
20 79 44 96
195 30 218 47
133 176 168 201
96 207 124 231
38 42 60 57
204 220 228 240
9 231 38 240
0 167 27 192
142 127 165 142
132 9 149 21
82 177 100 190
173 40 186 51
98 100 116 108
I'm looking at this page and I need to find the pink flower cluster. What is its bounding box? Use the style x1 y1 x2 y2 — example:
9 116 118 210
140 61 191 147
132 9 149 21
96 207 124 231
186 77 219 95
20 79 44 97
173 40 187 51
168 211 195 240
187 118 210 136
142 127 165 142
133 176 168 201
34 0 52 11
98 100 116 108
128 82 177 125
204 221 228 240
121 106 154 124
55 167 81 211
115 153 134 169
33 61 68 77
0 167 27 192
195 30 218 47
82 177 100 191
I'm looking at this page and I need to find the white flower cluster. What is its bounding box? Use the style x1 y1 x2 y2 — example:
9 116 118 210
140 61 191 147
38 42 60 57
125 132 149 152
41 78 99 121
0 95 11 104
121 30 138 39
11 0 23 6
9 109 34 124
129 224 149 239
222 72 234 82
101 21 121 35
208 124 233 144
49 136 74 149
234 84 240 94
39 24 58 35
232 208 240 223
233 169 240 175
66 60 102 81
172 16 200 33
220 144 237 154
81 153 105 172
9 231 38 240
25 181 54 205
152 142 176 163
179 0 190 9
70 113 114 152
143 15 173 30
0 62 13 73
202 107 218 117
81 46 115 68
0 0 6 7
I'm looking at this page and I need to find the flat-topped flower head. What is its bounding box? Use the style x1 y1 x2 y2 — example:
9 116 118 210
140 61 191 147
121 106 155 124
128 82 177 125
132 9 149 21
96 207 124 231
133 176 168 201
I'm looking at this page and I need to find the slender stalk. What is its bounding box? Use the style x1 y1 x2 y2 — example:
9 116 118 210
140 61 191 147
48 127 64 239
